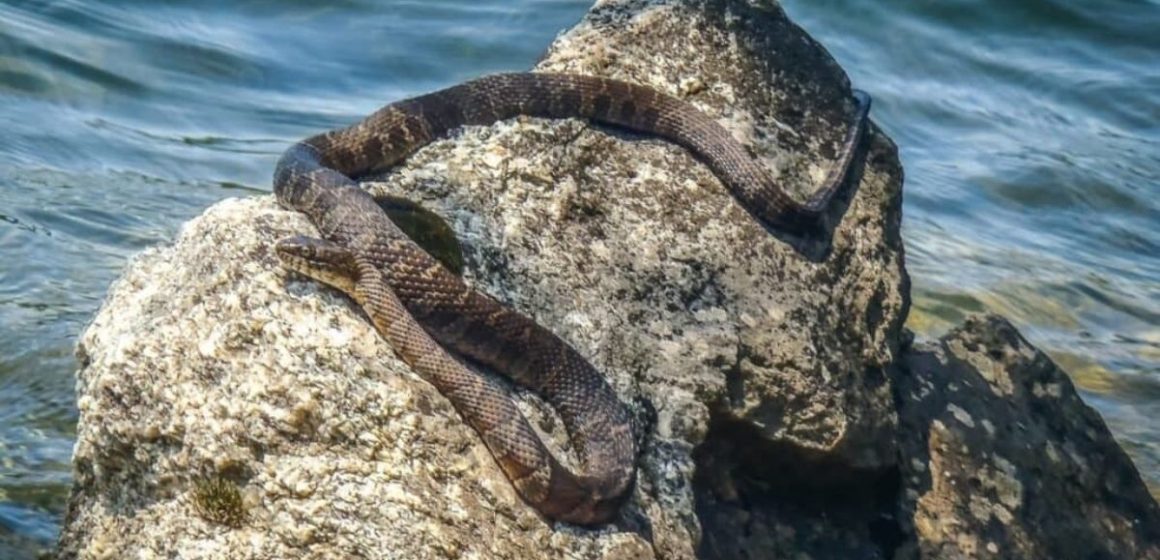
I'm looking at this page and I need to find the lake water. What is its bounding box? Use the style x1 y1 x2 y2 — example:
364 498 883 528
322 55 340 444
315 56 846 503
0 0 1156 555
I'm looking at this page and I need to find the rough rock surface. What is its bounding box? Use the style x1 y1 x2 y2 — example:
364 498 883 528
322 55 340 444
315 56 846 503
896 315 1160 560
55 0 1158 558
58 1 906 558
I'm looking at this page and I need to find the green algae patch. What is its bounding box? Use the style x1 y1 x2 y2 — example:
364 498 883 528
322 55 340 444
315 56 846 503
192 476 247 528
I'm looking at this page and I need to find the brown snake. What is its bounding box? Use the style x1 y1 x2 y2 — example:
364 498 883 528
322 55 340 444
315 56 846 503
272 72 871 524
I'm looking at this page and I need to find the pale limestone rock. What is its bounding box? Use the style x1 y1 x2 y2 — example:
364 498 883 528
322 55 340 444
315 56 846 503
60 0 905 558
56 1 1160 558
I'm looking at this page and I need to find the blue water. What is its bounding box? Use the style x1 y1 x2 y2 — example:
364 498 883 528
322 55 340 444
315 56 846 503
0 0 1156 555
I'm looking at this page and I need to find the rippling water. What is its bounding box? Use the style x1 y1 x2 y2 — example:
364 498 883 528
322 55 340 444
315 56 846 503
0 0 1156 554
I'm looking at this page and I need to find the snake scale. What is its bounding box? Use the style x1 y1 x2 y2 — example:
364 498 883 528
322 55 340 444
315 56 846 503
272 72 871 524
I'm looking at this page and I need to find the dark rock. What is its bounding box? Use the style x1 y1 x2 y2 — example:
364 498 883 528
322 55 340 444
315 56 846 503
896 314 1160 560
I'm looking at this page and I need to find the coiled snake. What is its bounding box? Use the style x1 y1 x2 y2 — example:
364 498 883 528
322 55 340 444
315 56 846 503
272 72 870 524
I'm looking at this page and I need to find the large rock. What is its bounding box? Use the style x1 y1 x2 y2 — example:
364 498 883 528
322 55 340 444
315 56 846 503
56 0 1160 558
896 315 1160 560
690 315 1160 560
58 0 905 558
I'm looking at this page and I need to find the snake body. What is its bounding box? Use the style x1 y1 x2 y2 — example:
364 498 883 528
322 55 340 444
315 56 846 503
272 72 870 524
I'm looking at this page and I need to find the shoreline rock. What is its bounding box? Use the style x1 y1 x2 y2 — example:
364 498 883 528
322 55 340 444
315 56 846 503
895 315 1159 559
55 0 1157 559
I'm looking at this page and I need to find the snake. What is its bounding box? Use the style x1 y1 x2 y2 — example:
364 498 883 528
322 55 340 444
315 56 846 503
271 72 871 525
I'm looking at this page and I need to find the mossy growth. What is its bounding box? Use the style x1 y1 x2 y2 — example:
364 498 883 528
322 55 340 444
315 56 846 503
192 475 247 528
377 195 465 276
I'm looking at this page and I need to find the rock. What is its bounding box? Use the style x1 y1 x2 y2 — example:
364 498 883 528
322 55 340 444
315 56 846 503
896 315 1160 560
59 0 908 558
56 0 1160 558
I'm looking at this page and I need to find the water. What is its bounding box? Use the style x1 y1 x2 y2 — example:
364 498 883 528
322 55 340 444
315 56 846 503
0 0 1155 554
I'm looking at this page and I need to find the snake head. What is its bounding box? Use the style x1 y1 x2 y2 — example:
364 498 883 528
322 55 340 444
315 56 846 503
275 236 362 294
